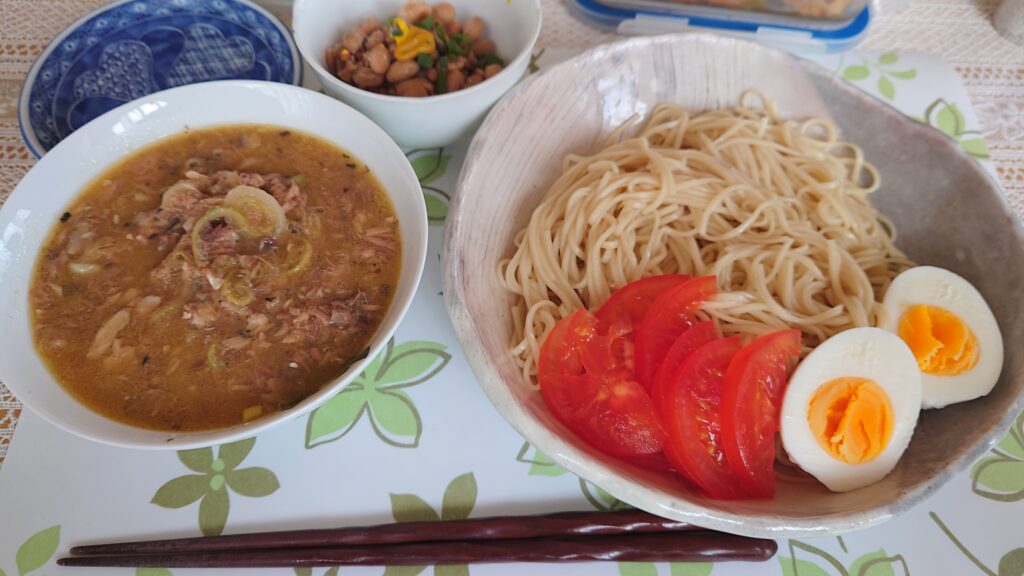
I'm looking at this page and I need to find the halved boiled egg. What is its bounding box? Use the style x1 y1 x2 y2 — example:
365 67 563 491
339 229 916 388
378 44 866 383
780 328 922 492
880 266 1003 409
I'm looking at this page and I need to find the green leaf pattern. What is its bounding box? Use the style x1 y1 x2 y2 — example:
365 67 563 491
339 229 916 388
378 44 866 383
306 339 451 449
12 525 60 576
972 412 1024 501
619 562 713 575
292 569 338 576
515 442 630 510
838 52 916 100
778 541 908 576
151 438 279 536
389 473 478 575
410 149 452 226
919 98 991 160
136 569 174 576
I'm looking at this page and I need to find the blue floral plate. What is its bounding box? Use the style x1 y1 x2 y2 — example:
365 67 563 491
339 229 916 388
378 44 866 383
18 0 301 157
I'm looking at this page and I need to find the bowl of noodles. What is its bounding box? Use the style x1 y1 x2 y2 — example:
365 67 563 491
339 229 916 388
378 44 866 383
443 33 1024 537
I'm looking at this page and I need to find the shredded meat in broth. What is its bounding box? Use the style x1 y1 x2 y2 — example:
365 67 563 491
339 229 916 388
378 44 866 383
30 125 401 431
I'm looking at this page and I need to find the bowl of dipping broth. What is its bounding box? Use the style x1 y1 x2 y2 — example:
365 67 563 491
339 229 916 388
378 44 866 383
0 81 427 449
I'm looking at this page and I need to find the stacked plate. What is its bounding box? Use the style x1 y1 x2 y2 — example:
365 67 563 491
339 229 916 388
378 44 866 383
18 0 301 157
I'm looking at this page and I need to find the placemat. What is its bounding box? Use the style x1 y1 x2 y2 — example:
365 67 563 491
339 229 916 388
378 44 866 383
1 41 1021 575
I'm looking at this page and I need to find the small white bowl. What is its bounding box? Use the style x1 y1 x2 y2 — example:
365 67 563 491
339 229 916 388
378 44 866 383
292 0 542 149
0 81 428 450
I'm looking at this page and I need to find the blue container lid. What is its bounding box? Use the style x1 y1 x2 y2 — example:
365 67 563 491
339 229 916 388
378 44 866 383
567 0 872 53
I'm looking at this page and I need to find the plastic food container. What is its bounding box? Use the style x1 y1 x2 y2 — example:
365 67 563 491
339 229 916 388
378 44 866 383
567 0 872 53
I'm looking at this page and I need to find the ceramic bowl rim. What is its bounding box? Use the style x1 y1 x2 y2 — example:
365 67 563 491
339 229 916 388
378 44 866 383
443 32 1024 538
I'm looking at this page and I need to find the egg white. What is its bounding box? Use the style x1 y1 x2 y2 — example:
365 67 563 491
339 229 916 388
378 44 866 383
880 266 1004 409
780 327 922 492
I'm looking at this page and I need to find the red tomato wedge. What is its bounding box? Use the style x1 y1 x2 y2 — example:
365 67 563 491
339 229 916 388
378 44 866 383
660 337 747 499
634 276 717 390
720 329 802 498
594 275 690 330
650 321 719 412
538 309 666 458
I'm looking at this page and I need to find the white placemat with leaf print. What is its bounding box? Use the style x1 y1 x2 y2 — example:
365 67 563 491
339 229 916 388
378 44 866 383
0 50 1019 576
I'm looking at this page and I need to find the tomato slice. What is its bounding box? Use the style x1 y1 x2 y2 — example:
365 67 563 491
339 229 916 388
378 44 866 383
719 329 802 498
650 321 719 412
538 310 666 458
660 337 747 499
594 275 690 330
634 276 717 390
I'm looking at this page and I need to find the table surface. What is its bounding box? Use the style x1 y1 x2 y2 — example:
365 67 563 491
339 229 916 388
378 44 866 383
0 0 1022 468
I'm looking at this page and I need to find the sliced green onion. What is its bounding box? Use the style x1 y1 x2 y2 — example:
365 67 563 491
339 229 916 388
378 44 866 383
416 53 434 70
221 269 254 306
285 236 313 275
417 16 437 30
449 33 472 57
68 262 101 275
207 346 219 369
436 56 450 95
477 54 506 68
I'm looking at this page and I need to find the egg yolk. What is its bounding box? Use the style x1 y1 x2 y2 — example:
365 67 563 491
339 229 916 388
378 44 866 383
807 377 894 465
898 305 979 376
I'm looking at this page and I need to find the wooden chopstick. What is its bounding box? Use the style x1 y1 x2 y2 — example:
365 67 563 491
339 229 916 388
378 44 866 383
59 532 778 568
70 510 697 556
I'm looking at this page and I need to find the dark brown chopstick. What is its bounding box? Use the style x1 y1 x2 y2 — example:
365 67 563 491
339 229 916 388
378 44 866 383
59 532 777 568
70 509 696 556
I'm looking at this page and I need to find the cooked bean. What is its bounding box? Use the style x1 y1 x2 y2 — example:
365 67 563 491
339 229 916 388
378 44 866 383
365 29 386 49
473 39 496 57
342 30 365 53
447 69 465 92
398 0 431 23
326 43 343 71
463 17 486 40
352 67 385 88
433 2 456 23
386 60 420 83
444 20 462 35
366 44 391 74
466 71 484 87
427 68 438 81
395 77 433 97
357 16 381 34
484 64 503 79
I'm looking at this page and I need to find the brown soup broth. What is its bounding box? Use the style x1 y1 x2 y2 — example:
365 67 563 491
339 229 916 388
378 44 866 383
30 125 401 431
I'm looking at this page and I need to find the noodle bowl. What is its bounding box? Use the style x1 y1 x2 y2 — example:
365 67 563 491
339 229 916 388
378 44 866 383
500 91 913 384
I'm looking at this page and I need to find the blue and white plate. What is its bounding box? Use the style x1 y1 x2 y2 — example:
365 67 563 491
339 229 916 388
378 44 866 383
18 0 301 157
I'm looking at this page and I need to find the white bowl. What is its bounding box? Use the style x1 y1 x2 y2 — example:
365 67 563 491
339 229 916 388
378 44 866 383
444 34 1024 537
0 81 428 450
292 0 542 149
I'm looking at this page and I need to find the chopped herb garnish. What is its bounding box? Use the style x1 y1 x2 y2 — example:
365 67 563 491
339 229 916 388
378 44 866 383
388 17 403 37
435 25 449 50
449 33 472 56
417 16 437 30
416 53 435 69
477 54 506 68
436 56 450 94
60 212 71 223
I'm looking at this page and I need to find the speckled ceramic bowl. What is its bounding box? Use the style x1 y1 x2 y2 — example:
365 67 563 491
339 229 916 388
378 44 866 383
443 34 1024 538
